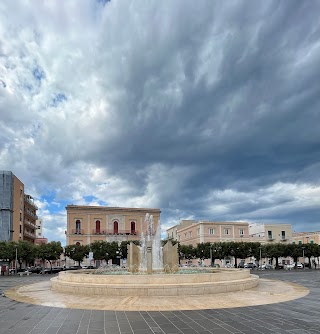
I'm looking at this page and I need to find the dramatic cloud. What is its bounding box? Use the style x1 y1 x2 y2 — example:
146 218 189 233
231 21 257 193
1 0 319 244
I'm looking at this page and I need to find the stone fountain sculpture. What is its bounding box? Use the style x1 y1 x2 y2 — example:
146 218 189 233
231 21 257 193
51 213 259 297
127 213 179 273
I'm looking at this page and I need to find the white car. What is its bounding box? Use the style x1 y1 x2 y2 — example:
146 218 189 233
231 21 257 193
285 262 304 269
284 263 295 270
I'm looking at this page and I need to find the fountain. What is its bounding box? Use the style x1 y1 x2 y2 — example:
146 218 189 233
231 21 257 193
51 214 259 297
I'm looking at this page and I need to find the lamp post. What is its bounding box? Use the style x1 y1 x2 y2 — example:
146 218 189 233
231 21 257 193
15 246 18 275
259 246 262 270
210 245 212 267
302 247 305 270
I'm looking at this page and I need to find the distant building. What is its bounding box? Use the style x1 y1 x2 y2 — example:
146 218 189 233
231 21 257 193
36 218 43 238
166 220 250 247
34 237 48 245
248 223 292 244
292 231 320 244
65 205 161 246
166 220 293 247
35 218 48 244
0 171 38 243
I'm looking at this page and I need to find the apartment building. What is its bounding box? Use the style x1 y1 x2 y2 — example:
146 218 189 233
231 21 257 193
166 220 250 247
292 231 320 244
248 223 292 244
0 171 38 243
66 205 161 246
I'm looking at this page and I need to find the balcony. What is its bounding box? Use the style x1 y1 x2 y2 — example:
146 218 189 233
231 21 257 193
24 195 38 210
72 229 84 235
24 210 38 221
92 229 106 235
24 221 37 230
24 230 36 239
106 229 138 236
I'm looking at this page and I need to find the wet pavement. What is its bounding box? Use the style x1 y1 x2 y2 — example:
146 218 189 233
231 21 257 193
0 270 319 334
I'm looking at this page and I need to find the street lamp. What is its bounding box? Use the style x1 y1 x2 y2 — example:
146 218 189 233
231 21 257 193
15 246 18 275
259 246 262 270
302 247 305 270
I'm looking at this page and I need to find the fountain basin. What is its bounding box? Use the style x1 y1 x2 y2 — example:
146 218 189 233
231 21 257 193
51 268 259 297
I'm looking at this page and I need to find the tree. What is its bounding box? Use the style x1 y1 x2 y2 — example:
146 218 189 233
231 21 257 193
196 243 210 262
179 244 196 263
90 241 109 262
36 241 63 273
266 243 287 268
64 244 89 267
0 241 17 274
16 240 36 269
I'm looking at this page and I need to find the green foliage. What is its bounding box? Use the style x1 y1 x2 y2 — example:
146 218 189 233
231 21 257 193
64 244 90 266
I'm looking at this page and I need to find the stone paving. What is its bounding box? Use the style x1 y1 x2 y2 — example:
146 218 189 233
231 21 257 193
0 270 319 333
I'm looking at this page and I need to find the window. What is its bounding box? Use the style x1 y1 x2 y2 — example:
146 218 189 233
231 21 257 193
292 241 295 244
19 225 22 233
189 231 192 237
131 221 136 234
76 220 81 234
19 213 22 221
298 240 302 244
95 220 101 234
281 231 286 239
209 228 214 235
224 228 230 235
268 231 273 239
113 221 119 234
239 229 244 236
310 240 314 244
184 233 187 238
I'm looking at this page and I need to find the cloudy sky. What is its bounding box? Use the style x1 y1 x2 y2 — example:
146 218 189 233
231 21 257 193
1 0 319 245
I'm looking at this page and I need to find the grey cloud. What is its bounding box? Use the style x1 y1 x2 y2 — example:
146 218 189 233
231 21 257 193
0 1 320 243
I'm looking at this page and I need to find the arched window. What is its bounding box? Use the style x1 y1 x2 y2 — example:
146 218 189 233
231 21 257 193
113 221 118 234
76 242 80 246
76 220 81 234
131 221 136 235
96 220 101 234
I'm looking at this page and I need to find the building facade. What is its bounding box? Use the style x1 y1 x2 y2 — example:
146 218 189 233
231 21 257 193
0 171 39 243
166 220 250 247
66 205 161 246
292 231 320 245
248 223 292 244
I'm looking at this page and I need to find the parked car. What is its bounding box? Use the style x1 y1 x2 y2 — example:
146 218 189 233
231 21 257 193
244 262 257 269
284 263 295 270
284 262 304 269
28 266 42 274
259 264 274 270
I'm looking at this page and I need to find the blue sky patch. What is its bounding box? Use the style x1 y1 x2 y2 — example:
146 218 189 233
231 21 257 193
32 66 45 81
51 93 67 107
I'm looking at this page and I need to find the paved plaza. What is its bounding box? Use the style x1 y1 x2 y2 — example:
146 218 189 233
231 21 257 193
0 270 319 334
